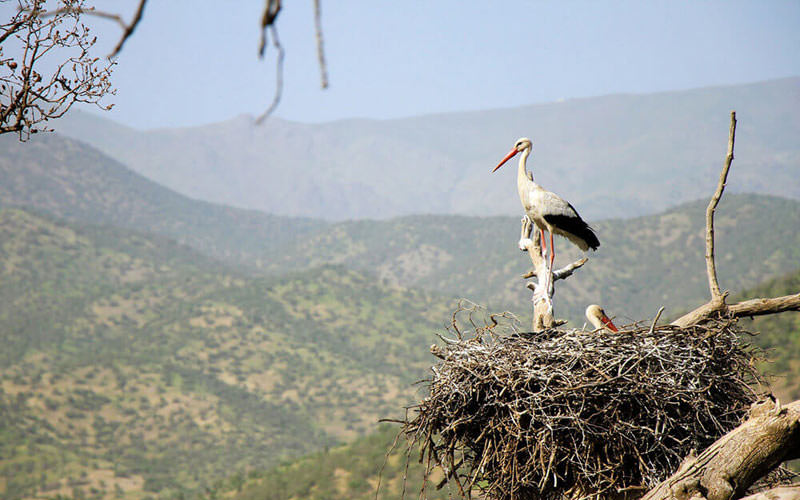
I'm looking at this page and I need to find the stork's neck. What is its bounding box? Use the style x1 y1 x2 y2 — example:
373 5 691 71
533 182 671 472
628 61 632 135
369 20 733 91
517 148 535 186
588 314 604 331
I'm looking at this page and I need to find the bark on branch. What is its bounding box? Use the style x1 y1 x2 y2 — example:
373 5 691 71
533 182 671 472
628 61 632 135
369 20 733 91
741 487 800 500
642 399 800 500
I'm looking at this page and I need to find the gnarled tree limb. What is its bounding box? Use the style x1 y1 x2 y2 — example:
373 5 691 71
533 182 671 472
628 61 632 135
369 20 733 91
641 398 800 500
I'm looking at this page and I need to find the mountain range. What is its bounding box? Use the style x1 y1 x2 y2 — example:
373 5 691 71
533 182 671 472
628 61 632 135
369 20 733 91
3 131 799 326
55 77 800 221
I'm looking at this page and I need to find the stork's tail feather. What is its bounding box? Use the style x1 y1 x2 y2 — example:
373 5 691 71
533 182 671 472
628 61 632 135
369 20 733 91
545 214 600 251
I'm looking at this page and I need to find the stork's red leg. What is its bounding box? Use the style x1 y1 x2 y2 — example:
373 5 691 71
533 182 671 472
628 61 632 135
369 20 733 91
539 229 546 258
549 231 555 271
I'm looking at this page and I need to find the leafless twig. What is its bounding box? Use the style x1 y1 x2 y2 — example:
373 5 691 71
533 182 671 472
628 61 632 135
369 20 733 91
39 0 148 57
255 24 284 124
108 0 146 57
313 0 328 89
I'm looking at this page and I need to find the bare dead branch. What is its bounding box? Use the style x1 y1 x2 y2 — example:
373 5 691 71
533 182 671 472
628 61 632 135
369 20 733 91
109 0 147 57
258 0 281 57
255 25 284 124
705 111 737 304
519 216 556 330
313 0 328 89
728 294 800 319
673 281 800 328
642 399 800 500
522 257 587 281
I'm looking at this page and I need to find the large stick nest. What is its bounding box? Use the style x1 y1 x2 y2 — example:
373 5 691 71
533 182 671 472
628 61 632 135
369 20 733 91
402 307 765 500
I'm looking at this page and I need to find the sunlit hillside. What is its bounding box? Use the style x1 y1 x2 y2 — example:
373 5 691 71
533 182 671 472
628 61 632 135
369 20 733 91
0 209 456 500
262 194 800 326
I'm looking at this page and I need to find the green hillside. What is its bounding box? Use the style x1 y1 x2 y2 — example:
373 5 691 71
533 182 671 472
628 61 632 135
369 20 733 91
220 425 448 500
3 134 798 327
264 194 800 326
0 209 456 500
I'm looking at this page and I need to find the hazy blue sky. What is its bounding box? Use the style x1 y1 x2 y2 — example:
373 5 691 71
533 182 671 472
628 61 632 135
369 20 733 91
7 1 799 129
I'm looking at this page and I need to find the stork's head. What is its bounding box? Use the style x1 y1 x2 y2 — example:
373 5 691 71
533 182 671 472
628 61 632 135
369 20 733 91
585 304 619 332
492 137 533 172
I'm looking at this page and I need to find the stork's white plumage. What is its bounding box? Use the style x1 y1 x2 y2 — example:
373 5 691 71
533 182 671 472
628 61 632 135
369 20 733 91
585 304 619 332
493 137 599 269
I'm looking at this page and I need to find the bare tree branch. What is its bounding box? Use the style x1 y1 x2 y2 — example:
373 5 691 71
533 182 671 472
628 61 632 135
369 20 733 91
108 0 147 57
313 0 328 89
705 111 737 304
255 25 284 124
7 0 328 129
729 294 800 318
672 112 799 327
672 279 800 328
258 0 281 57
37 0 148 57
642 399 800 500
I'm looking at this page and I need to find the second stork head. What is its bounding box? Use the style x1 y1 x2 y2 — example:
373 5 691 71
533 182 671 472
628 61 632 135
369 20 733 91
585 304 619 332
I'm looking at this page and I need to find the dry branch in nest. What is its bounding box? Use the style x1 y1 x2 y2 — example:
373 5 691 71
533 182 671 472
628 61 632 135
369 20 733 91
403 307 766 500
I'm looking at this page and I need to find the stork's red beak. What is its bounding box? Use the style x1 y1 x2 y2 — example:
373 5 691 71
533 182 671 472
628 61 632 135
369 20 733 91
492 147 518 172
600 314 619 332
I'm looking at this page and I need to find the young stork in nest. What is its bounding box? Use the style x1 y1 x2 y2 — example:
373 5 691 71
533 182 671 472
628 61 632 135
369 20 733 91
493 138 599 271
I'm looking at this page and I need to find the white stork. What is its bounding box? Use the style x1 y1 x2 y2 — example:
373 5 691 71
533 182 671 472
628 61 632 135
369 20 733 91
585 304 619 332
492 137 599 270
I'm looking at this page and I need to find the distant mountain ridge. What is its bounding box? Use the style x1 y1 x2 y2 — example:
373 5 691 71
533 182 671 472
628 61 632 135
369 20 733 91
0 133 325 268
2 132 798 327
56 77 800 220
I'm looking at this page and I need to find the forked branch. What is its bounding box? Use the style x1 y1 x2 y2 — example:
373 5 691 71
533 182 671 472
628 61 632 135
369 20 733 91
706 111 737 304
672 112 800 327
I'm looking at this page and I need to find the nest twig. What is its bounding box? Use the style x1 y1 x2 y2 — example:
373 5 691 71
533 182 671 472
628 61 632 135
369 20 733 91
402 305 766 500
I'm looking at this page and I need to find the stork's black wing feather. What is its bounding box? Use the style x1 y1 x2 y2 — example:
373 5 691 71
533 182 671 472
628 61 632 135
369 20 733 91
543 205 600 250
